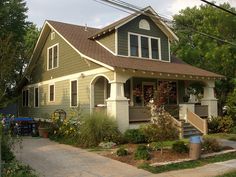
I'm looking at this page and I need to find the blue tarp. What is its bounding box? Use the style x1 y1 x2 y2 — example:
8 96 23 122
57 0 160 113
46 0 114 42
4 117 34 122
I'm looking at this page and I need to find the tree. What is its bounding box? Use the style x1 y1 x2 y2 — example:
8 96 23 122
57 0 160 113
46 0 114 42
0 0 39 106
172 3 236 111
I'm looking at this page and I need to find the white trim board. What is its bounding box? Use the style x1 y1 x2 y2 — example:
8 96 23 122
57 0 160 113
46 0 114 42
26 67 110 88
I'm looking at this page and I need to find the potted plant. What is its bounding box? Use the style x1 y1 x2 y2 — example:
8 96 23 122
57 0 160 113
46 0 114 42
38 120 50 138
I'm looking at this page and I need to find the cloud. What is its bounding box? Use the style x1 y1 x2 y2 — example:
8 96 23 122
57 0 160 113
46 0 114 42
25 0 236 28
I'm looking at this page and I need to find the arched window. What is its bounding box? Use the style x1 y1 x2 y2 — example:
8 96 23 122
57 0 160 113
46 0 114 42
139 19 150 30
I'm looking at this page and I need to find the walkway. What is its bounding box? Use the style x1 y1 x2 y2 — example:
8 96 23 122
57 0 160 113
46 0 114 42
13 137 151 177
14 137 236 177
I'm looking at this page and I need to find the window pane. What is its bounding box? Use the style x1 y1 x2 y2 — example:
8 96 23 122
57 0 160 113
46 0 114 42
151 38 159 59
71 81 77 106
130 35 138 57
35 88 39 107
50 85 54 102
49 48 53 69
141 36 149 58
53 45 58 68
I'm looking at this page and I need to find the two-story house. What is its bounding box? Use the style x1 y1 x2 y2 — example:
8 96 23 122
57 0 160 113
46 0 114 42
20 6 223 135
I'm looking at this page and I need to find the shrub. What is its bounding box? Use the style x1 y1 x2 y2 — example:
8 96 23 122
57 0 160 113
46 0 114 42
202 138 221 153
134 145 150 160
79 113 122 147
231 126 236 134
116 147 128 156
172 141 189 153
208 116 234 133
123 129 147 144
50 106 82 145
149 142 161 151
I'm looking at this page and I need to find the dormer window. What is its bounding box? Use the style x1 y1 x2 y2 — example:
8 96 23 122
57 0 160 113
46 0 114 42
130 34 139 57
47 44 59 70
129 33 161 60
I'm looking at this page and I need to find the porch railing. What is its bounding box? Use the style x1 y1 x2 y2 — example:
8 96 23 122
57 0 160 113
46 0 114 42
195 105 208 118
129 106 151 123
187 109 208 135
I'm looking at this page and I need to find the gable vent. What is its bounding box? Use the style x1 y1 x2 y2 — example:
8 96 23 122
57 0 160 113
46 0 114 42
139 19 150 30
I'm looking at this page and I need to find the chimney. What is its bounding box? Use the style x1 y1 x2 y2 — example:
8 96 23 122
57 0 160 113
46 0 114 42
84 23 88 31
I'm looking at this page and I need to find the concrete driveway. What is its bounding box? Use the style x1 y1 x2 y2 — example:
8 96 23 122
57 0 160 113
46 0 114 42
13 137 152 177
14 137 236 177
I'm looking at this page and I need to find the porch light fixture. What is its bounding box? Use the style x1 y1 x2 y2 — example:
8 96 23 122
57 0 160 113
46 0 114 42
167 74 170 77
80 73 85 78
175 74 178 77
159 73 162 76
132 69 136 73
151 72 154 75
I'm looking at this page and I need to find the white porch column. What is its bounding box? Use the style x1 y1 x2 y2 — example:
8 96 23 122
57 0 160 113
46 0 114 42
201 80 218 118
106 73 129 133
179 103 195 121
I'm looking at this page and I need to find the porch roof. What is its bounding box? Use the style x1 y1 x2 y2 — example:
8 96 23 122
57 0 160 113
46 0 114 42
47 20 224 79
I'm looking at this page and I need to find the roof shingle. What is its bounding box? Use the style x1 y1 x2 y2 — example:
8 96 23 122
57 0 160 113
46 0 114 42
47 20 224 78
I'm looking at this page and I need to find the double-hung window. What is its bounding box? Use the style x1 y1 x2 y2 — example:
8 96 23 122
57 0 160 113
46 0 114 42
34 87 39 107
47 44 59 70
22 89 29 107
71 80 78 107
49 84 55 102
130 34 139 57
129 33 161 60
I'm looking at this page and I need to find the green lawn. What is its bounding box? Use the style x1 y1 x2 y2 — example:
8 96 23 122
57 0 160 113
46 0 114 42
216 170 236 177
204 133 236 141
139 152 236 174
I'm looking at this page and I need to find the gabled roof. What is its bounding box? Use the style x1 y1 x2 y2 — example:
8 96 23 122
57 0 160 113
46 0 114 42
40 20 223 79
89 6 178 42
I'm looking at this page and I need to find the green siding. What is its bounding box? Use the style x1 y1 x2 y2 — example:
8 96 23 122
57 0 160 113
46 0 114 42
30 31 101 84
19 71 115 119
118 15 169 61
97 32 115 53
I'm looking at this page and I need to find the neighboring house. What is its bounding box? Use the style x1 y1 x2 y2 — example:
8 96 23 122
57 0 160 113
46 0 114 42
19 6 223 135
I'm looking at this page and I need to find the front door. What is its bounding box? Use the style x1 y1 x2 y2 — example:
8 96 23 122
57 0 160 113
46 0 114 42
142 82 155 106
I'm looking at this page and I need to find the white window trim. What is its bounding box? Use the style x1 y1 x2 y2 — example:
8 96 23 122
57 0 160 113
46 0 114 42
48 84 55 102
34 87 39 108
47 43 59 70
70 79 78 107
128 32 162 61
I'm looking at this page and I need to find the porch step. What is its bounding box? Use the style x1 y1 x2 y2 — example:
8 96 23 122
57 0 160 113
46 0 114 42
183 123 202 138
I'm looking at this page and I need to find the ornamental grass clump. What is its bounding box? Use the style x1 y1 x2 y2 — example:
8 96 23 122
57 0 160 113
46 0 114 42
79 113 122 147
134 145 150 160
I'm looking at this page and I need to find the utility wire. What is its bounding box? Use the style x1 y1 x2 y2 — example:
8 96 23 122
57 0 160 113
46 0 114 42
200 0 236 16
95 0 236 46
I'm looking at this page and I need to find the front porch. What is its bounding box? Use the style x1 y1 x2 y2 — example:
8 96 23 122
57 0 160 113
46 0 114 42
91 71 218 135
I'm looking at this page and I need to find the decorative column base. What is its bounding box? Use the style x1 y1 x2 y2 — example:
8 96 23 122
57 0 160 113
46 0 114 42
179 103 195 121
106 98 129 133
201 99 218 118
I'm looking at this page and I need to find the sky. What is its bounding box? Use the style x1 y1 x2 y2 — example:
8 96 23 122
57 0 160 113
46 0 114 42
25 0 236 28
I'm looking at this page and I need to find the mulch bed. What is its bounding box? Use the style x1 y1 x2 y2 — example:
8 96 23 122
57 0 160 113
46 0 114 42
96 144 234 167
97 144 189 167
